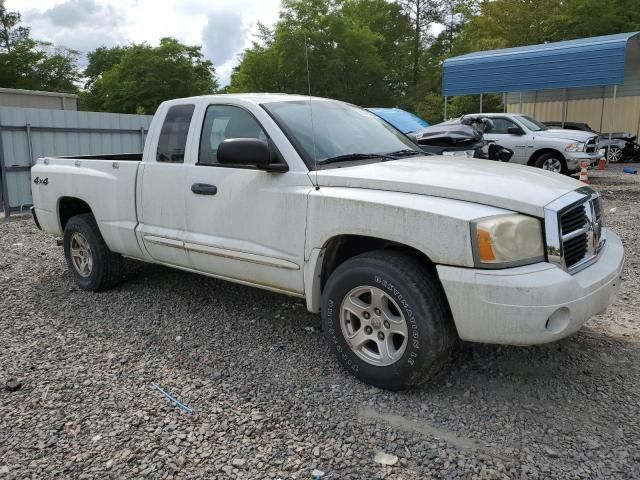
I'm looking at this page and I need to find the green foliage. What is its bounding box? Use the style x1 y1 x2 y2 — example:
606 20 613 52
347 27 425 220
83 46 126 88
459 0 640 52
82 38 218 114
229 0 414 107
0 1 79 93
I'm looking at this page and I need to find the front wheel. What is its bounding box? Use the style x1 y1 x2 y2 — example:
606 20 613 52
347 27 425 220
321 251 457 390
534 152 567 174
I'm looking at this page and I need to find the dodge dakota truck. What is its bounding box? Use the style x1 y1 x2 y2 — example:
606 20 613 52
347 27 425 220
30 94 624 390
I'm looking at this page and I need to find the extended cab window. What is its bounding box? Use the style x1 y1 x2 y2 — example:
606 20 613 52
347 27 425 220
156 104 195 163
488 118 518 134
199 105 268 166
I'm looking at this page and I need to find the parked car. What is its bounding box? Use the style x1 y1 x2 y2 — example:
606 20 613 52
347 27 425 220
449 113 600 174
543 121 640 163
411 116 514 162
371 110 513 162
30 94 624 390
367 107 429 134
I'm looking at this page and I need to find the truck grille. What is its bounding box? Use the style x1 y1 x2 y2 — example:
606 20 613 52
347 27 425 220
556 194 604 272
585 136 598 153
560 205 588 268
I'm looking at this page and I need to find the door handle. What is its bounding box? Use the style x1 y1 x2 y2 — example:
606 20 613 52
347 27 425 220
191 183 218 195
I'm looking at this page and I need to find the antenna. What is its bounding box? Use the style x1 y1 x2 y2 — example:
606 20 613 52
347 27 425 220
304 36 320 191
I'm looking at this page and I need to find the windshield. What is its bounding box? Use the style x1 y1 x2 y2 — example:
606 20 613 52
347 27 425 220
262 100 421 168
517 115 548 132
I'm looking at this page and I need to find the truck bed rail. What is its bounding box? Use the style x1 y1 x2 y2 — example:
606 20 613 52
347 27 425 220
55 153 143 161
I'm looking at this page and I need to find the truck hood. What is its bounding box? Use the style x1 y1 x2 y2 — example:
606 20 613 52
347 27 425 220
314 156 583 217
534 129 596 142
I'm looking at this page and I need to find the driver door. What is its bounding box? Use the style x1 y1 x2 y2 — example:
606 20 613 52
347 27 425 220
183 104 310 295
484 117 530 165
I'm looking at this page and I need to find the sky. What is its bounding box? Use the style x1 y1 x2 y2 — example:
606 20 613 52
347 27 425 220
7 0 283 86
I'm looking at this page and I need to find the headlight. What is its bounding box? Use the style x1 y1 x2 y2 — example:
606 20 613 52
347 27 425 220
471 214 545 268
565 142 585 152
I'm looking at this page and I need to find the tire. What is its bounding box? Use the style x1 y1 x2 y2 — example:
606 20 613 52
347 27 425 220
321 250 457 390
63 213 122 291
534 152 567 174
606 146 622 163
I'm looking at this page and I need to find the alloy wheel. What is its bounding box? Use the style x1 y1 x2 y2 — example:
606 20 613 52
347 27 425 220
541 157 563 173
70 232 93 277
607 147 622 163
340 285 408 366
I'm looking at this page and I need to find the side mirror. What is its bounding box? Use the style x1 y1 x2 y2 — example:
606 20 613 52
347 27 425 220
217 138 270 167
507 126 525 135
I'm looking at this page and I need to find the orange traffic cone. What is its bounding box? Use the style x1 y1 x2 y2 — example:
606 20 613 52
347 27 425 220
597 156 606 170
579 161 589 183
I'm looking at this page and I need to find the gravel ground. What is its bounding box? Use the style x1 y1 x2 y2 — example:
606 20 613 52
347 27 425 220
1 163 640 479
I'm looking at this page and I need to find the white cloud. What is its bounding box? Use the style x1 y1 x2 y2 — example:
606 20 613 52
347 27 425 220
7 0 282 86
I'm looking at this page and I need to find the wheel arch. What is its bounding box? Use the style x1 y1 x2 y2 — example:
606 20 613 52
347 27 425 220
305 234 439 313
528 148 566 167
58 196 93 231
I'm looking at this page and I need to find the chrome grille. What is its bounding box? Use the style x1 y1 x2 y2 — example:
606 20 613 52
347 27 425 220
544 188 606 274
560 204 588 268
585 136 598 153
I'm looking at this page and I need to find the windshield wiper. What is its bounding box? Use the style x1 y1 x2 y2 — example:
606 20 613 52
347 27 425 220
386 149 423 158
320 153 393 165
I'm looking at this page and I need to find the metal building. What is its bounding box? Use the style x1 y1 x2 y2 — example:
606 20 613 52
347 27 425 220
0 106 152 217
442 32 640 135
0 87 78 111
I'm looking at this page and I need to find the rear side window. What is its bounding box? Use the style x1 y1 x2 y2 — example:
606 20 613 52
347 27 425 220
156 104 195 163
198 105 268 166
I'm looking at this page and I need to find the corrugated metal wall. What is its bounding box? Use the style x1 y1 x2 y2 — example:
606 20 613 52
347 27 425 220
0 107 152 216
507 95 640 135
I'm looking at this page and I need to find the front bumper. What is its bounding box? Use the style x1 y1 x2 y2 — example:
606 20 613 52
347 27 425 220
436 229 624 345
565 152 599 171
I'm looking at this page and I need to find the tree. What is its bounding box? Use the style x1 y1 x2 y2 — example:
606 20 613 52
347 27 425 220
0 1 79 93
82 38 218 114
459 0 640 52
0 0 29 53
229 0 414 107
396 0 443 89
83 46 126 88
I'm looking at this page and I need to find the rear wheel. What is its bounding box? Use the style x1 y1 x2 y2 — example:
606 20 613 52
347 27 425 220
322 251 457 390
534 152 567 174
607 146 622 163
63 214 122 291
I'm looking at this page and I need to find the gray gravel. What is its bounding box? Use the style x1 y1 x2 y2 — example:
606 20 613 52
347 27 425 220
1 163 640 479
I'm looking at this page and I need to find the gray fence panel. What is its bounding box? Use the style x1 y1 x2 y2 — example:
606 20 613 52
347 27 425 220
0 107 152 216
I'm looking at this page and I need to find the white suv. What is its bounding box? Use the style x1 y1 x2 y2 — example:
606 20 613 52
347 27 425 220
466 113 600 174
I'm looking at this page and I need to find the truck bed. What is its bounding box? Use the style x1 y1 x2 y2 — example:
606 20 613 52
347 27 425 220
31 155 144 259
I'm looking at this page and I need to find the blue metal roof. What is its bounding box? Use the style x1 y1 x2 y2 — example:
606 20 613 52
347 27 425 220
443 32 639 96
367 108 429 133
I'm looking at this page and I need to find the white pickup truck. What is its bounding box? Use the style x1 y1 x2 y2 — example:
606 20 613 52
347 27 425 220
31 94 624 390
474 113 601 174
